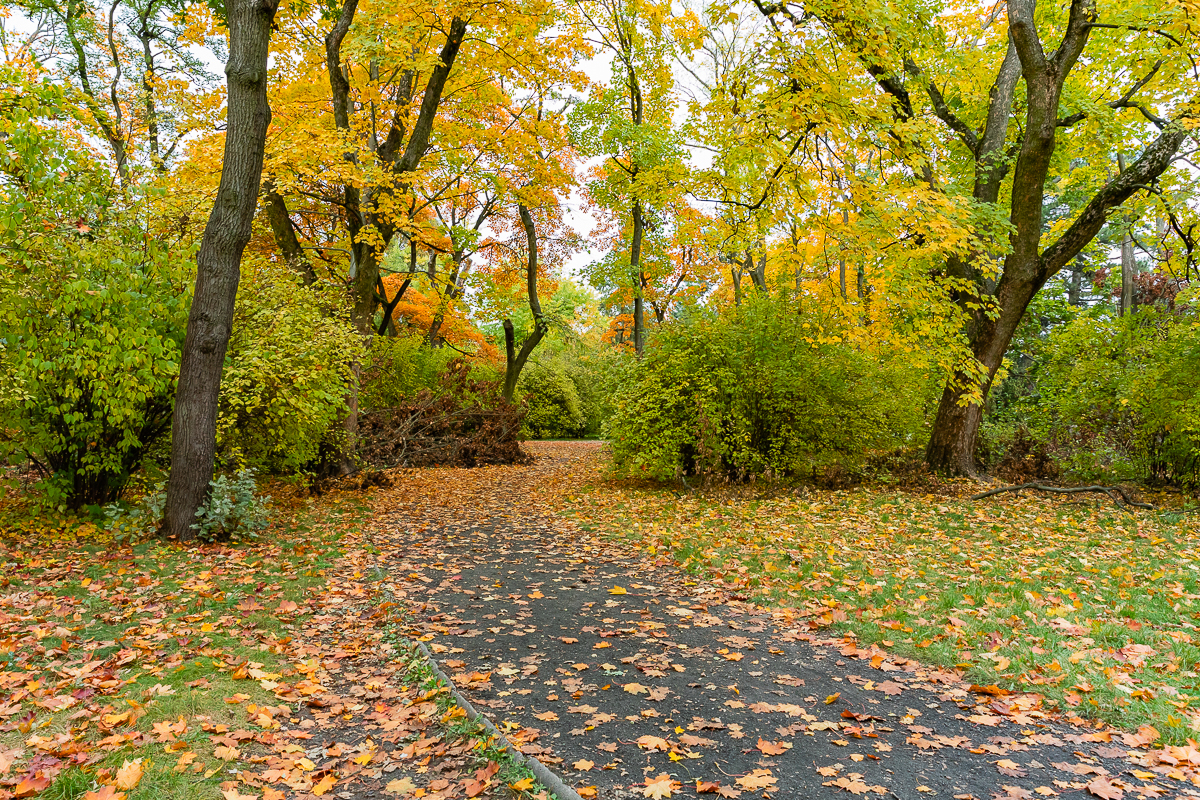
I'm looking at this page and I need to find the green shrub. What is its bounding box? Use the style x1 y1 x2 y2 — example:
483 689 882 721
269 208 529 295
604 298 934 481
216 260 361 472
1029 303 1200 488
192 468 271 541
359 332 462 410
520 362 585 439
0 73 194 509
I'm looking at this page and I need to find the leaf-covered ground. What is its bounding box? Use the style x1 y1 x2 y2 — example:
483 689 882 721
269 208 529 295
0 486 545 800
562 474 1200 744
3 441 1198 800
370 442 1200 800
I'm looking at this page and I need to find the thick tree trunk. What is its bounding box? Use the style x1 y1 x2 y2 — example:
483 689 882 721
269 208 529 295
161 0 279 540
925 268 1041 475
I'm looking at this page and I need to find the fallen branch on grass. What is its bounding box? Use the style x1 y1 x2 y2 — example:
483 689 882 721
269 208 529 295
970 482 1154 509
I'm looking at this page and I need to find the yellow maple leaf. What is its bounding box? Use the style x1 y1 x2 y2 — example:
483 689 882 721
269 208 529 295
644 774 677 798
312 773 337 796
115 759 144 791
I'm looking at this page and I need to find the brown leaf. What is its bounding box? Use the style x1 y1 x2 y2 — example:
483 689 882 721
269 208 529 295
1085 777 1124 800
756 738 791 755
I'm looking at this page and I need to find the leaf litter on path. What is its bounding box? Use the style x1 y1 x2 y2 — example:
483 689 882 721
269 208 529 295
366 442 1199 800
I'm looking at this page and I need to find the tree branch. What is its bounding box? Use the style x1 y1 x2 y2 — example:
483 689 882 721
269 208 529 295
970 482 1152 509
1040 112 1193 276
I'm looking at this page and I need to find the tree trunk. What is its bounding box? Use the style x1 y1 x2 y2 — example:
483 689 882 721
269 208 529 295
501 204 547 401
631 201 645 357
1068 264 1082 306
749 249 767 292
161 0 279 541
838 207 849 300
262 179 316 284
925 266 1042 475
1120 231 1135 316
1117 153 1135 316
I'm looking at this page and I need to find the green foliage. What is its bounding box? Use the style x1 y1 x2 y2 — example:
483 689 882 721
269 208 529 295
0 72 191 508
359 332 463 410
605 298 934 481
1022 302 1200 488
518 339 621 439
216 260 361 472
192 468 271 541
103 481 168 546
519 362 584 439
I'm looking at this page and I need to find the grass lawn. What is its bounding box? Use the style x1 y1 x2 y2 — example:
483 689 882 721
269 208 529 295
0 487 364 799
563 479 1200 743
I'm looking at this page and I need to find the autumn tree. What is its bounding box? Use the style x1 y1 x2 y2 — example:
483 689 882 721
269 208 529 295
10 0 219 178
161 0 280 540
571 0 689 356
753 0 1199 474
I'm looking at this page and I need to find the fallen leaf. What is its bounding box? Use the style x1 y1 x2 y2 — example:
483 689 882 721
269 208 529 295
644 774 677 798
736 769 777 790
1085 777 1123 800
312 774 337 796
115 759 144 791
756 738 791 755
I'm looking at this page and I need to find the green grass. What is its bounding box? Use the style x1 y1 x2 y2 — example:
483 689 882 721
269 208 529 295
564 481 1200 743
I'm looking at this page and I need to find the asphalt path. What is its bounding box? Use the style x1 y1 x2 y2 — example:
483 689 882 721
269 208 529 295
381 513 1176 800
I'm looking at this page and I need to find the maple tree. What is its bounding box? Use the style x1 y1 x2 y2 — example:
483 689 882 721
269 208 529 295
571 0 690 355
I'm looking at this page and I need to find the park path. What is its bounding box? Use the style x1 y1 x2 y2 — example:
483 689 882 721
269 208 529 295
364 442 1181 800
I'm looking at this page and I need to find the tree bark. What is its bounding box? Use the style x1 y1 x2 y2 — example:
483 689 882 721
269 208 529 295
631 201 646 357
262 179 316 284
501 204 548 401
161 0 279 540
1120 230 1136 316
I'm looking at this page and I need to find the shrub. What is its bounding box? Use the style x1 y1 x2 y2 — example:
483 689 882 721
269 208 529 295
604 298 934 481
0 71 191 509
103 481 168 546
191 468 271 541
359 332 462 410
1029 303 1200 488
520 362 584 439
216 260 361 472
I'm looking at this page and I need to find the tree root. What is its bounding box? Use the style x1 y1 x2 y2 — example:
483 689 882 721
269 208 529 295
969 482 1154 509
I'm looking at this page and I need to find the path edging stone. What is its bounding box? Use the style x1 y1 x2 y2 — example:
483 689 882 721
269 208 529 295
414 640 586 800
